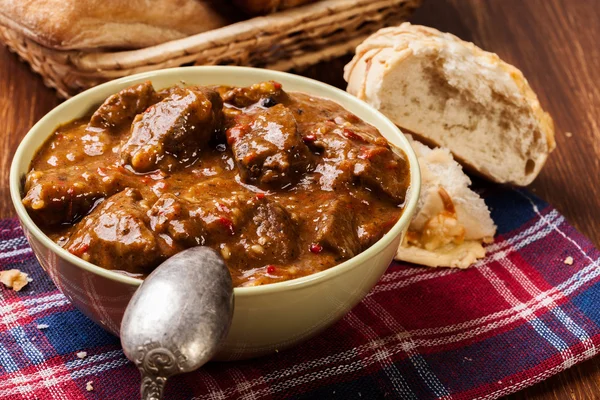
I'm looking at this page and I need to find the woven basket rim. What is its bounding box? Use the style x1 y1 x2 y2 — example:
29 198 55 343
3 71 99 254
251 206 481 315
0 0 417 67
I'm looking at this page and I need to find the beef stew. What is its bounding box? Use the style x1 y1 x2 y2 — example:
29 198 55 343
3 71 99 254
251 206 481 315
22 81 410 287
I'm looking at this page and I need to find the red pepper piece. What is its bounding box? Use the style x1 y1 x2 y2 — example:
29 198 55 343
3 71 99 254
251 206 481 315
266 265 276 274
256 192 265 200
219 216 235 236
359 145 388 160
302 134 317 144
70 243 89 257
343 128 365 142
309 243 323 254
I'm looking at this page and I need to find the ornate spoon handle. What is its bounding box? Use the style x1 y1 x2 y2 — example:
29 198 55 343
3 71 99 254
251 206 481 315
120 247 234 400
136 341 183 400
140 375 167 400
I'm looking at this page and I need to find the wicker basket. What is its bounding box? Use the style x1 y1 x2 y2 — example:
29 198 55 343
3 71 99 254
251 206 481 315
0 0 421 98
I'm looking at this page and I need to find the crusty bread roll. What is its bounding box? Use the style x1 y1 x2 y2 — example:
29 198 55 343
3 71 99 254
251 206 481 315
234 0 318 15
396 136 496 268
0 0 237 50
344 23 556 186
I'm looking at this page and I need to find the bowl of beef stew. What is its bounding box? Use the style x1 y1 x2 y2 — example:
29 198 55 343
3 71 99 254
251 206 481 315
11 67 421 360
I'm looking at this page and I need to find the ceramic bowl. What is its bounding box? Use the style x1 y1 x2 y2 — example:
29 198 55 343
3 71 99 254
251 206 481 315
10 66 421 360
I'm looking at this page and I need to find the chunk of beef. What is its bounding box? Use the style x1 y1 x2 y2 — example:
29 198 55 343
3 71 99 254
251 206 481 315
183 178 299 266
22 162 131 226
306 121 409 203
183 178 256 242
312 196 361 258
65 189 161 274
288 93 391 146
352 145 410 204
182 178 260 245
226 104 314 187
88 81 157 132
222 81 287 109
120 87 223 172
148 193 207 247
229 200 300 265
211 198 300 270
305 124 356 191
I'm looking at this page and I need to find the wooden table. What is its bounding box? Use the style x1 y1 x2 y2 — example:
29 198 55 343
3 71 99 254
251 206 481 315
0 0 598 398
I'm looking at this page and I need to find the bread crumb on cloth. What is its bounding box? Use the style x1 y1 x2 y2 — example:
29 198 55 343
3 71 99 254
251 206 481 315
36 324 49 330
77 351 87 359
564 256 574 265
86 381 94 392
0 269 31 291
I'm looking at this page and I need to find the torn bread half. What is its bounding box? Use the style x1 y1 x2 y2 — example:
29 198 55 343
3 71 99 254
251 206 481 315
344 23 555 186
395 136 496 268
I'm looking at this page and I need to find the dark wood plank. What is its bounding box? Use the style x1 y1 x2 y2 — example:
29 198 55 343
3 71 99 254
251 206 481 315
0 45 60 218
0 0 598 398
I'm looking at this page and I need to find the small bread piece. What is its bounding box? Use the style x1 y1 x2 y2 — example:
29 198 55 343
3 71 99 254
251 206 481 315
0 269 31 291
234 0 318 15
344 23 556 186
0 0 236 50
395 137 496 268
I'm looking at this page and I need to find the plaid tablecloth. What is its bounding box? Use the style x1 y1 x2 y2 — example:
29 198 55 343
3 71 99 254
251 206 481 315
1 187 599 400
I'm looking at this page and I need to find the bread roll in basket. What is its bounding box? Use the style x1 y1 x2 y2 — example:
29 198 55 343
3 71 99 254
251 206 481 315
0 0 422 98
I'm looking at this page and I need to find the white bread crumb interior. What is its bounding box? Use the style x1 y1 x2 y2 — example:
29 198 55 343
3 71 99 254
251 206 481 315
345 23 556 186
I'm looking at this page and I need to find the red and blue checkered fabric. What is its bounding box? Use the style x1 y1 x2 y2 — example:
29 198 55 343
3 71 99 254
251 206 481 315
1 187 599 400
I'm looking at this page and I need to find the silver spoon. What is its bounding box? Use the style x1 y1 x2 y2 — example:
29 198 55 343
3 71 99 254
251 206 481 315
121 247 234 400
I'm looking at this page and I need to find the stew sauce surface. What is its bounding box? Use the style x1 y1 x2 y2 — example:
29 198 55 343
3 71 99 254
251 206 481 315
23 81 410 287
